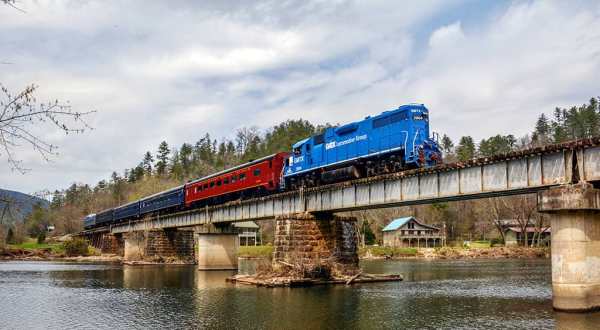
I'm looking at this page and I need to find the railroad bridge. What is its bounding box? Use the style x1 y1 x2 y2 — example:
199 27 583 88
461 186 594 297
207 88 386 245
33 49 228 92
83 138 600 312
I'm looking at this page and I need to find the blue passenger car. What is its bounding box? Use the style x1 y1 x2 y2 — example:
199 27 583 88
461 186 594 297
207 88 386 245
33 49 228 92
283 104 442 187
139 186 185 215
83 214 96 229
113 201 140 222
96 209 114 225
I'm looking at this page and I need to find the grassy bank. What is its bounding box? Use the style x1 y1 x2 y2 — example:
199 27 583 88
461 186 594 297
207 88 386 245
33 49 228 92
359 245 549 259
9 239 65 254
238 245 274 258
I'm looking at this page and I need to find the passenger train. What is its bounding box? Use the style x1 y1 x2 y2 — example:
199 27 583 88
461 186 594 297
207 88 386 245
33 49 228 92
83 104 441 229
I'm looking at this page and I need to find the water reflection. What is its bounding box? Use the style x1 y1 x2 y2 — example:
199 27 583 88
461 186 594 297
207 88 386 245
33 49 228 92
0 259 598 329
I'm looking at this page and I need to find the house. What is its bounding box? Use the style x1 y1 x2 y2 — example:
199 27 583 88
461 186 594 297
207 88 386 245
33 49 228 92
233 221 261 246
382 217 444 248
496 219 551 246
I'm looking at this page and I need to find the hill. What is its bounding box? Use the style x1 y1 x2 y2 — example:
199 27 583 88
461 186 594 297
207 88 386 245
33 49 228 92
0 189 49 225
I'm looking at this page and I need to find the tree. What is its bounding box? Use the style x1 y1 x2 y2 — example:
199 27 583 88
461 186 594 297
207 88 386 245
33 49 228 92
25 202 47 238
155 141 170 176
456 136 476 161
441 134 454 155
179 143 193 176
532 113 551 146
142 151 153 175
478 134 516 157
0 84 94 172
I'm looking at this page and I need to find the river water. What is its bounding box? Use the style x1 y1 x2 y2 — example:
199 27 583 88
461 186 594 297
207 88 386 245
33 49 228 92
0 259 598 329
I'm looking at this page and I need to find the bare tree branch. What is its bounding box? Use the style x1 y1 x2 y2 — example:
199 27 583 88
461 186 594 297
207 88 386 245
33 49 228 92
2 0 26 13
0 83 96 173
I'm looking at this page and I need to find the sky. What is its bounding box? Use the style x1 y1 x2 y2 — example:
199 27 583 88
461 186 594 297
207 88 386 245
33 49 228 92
2 0 600 194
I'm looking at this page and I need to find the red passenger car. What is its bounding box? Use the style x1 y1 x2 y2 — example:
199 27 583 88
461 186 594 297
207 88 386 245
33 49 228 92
184 152 288 207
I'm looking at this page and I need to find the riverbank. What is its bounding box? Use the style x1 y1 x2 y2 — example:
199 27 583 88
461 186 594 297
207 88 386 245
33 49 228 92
238 245 550 261
360 246 550 260
0 247 123 262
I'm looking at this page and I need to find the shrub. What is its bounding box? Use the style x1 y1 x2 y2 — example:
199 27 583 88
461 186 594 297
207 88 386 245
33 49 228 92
37 232 46 244
64 238 89 257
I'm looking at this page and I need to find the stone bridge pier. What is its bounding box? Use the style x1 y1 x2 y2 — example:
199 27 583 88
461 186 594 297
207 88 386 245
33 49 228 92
85 232 124 256
123 228 195 263
273 212 359 276
538 183 600 312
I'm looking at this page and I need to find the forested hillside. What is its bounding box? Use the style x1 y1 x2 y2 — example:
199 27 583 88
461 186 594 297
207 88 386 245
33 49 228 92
4 97 599 245
0 189 49 225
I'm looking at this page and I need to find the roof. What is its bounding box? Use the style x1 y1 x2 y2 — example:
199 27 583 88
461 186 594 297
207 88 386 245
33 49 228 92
382 217 415 231
382 216 440 232
187 153 282 185
232 221 260 229
506 227 551 233
292 137 310 149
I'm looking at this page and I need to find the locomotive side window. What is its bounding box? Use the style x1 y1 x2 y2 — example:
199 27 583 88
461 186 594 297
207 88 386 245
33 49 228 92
389 112 407 123
253 168 261 176
372 116 390 128
293 147 301 156
314 134 324 145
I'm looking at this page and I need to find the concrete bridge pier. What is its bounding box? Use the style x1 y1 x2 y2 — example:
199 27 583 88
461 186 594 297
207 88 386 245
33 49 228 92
273 212 359 276
538 183 600 312
194 225 239 270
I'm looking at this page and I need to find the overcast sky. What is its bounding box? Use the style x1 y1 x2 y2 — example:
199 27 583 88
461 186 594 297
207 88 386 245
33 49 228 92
2 0 600 194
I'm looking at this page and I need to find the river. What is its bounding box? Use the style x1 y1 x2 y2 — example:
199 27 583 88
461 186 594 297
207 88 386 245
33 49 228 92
0 259 598 329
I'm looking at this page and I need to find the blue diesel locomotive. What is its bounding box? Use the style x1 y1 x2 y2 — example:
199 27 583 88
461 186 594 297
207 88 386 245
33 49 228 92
283 103 442 188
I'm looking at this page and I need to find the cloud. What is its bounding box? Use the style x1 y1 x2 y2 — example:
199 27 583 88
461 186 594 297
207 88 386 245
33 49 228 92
1 0 600 194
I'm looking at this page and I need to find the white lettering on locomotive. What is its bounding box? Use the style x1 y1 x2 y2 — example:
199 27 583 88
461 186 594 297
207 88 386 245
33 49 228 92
325 134 368 150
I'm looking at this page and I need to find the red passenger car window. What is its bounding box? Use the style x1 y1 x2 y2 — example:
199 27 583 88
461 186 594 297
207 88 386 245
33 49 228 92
231 175 237 183
224 178 229 184
217 180 222 186
210 182 215 187
253 169 261 176
240 173 246 180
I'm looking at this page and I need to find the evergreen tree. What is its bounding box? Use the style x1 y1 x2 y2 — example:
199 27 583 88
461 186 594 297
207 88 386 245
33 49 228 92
142 151 154 175
170 150 184 181
440 134 454 156
179 143 193 177
532 113 551 146
155 141 170 176
456 136 476 161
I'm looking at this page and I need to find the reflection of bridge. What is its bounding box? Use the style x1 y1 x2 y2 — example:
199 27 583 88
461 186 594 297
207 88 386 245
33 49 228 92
83 138 600 312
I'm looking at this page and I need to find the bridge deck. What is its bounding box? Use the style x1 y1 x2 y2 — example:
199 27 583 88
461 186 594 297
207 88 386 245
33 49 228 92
105 138 600 234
